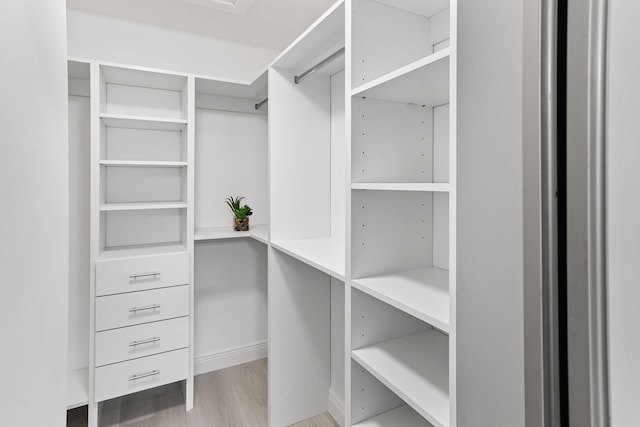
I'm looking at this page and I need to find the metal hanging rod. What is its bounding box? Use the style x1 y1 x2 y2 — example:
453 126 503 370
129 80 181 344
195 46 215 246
255 98 268 110
294 47 345 84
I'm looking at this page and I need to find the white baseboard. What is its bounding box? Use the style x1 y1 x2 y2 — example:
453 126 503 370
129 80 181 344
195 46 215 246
328 389 346 427
194 340 268 376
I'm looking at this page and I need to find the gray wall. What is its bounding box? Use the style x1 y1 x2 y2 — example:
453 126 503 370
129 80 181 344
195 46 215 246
457 0 526 425
0 0 69 425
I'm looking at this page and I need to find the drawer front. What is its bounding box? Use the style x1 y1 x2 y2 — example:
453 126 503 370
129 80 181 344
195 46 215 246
95 317 189 367
96 252 189 296
96 285 189 331
94 348 189 402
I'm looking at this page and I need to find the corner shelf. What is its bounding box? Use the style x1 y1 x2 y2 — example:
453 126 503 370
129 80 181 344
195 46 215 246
352 267 449 333
352 330 450 427
194 224 269 244
351 183 450 192
99 201 188 211
271 238 345 281
351 49 450 106
100 113 187 131
354 405 435 427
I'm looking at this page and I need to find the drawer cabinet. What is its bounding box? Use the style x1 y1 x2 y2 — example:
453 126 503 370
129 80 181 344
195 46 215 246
94 348 189 402
95 285 189 331
96 252 189 296
95 316 189 367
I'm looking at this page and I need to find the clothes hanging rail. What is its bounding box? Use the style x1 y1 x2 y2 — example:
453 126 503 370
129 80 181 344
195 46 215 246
294 47 345 84
255 98 268 110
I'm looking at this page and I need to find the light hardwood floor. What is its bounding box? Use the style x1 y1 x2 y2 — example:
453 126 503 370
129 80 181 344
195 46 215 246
67 359 339 427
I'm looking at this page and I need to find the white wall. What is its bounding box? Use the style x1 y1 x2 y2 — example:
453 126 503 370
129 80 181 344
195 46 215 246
457 0 526 425
67 9 280 81
607 1 640 424
0 0 69 425
194 240 268 371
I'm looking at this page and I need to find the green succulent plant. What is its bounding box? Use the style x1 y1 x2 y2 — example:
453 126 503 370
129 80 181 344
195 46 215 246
225 196 253 219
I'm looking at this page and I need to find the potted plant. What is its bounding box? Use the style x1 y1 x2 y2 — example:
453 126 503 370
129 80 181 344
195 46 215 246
225 196 253 231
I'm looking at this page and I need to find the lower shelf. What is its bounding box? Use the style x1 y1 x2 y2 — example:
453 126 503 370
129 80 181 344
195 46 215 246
67 368 88 410
99 242 188 260
352 330 449 427
353 405 434 427
271 237 345 280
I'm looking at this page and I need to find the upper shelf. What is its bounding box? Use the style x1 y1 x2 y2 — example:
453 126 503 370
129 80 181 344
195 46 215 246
101 63 188 91
271 237 345 281
99 202 187 212
100 113 187 131
352 183 451 192
270 0 345 75
352 267 450 333
373 0 449 18
351 49 450 106
195 71 267 101
99 160 187 168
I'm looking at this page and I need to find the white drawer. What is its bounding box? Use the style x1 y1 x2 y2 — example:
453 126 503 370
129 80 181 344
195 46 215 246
95 317 189 367
96 252 189 296
96 285 189 331
94 348 189 402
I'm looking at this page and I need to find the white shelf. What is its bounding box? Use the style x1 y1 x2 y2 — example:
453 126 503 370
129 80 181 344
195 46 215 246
372 0 449 18
271 237 345 281
351 49 450 106
67 368 88 410
352 267 449 333
99 160 188 168
352 330 449 427
100 113 187 131
249 224 269 245
270 0 345 74
354 405 435 427
99 201 187 211
351 183 450 192
99 242 188 260
194 224 269 244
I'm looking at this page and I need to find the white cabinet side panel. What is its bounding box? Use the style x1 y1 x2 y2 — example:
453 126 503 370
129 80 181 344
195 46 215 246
331 277 346 406
433 105 450 183
352 0 431 86
352 98 434 184
69 94 91 373
269 67 331 241
268 249 331 427
607 1 640 424
432 193 449 270
331 70 347 240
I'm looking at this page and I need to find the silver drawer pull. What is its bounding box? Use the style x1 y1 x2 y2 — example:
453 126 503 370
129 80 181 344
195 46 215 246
129 304 160 313
129 337 160 347
128 370 160 381
129 271 161 280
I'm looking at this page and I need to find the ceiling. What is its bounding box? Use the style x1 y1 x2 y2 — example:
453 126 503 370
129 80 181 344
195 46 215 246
66 0 339 51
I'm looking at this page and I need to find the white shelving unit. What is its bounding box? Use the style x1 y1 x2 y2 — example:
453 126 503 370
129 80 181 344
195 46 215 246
268 1 347 425
87 62 195 427
347 1 457 426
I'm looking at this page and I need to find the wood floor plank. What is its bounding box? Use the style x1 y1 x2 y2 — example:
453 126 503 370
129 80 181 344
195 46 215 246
66 359 338 427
